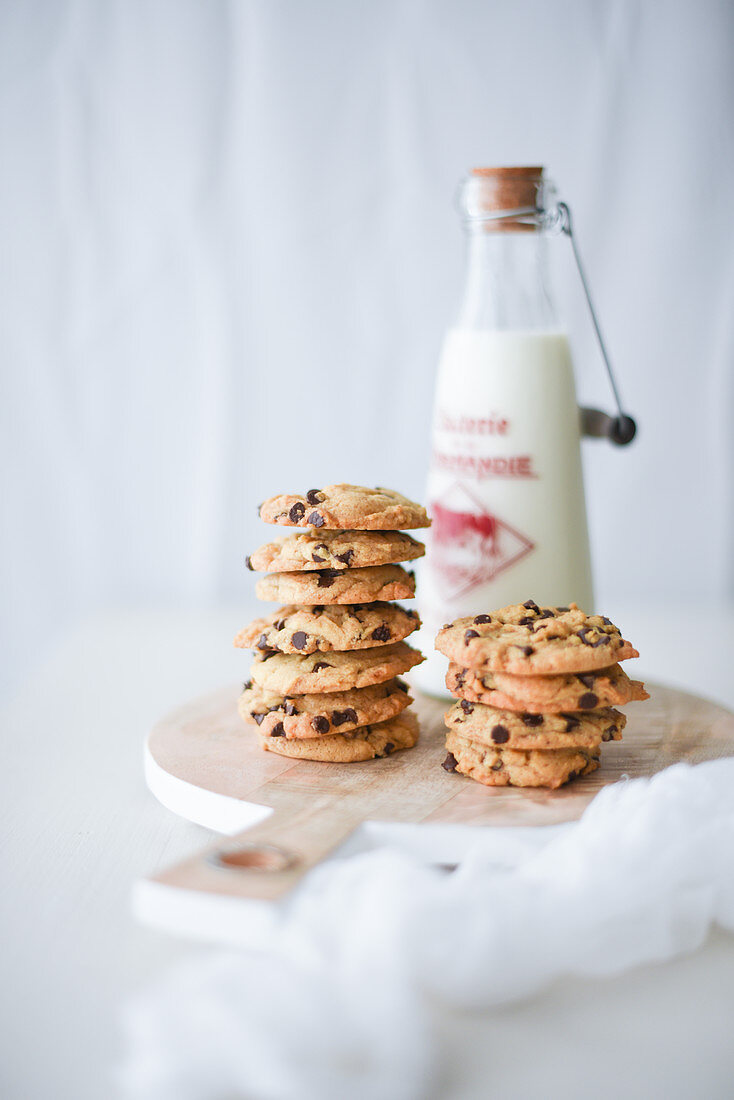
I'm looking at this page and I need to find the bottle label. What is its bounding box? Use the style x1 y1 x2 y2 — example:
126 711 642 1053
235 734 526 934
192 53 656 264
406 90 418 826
419 329 594 632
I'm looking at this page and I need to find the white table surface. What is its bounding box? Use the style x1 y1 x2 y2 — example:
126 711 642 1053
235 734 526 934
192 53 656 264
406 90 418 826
2 603 734 1100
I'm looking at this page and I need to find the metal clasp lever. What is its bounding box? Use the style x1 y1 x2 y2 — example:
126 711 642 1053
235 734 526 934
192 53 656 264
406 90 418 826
555 202 636 446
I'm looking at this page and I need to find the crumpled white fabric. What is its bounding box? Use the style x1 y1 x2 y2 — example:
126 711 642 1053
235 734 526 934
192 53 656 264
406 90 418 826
122 760 734 1100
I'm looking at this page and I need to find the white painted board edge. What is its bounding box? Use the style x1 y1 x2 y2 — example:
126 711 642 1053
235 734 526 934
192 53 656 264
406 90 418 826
143 740 273 836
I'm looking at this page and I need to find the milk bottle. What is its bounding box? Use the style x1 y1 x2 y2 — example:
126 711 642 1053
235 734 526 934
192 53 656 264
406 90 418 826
414 167 594 696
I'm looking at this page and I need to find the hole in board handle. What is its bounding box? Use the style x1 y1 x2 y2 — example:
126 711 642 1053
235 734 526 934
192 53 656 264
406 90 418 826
207 844 298 873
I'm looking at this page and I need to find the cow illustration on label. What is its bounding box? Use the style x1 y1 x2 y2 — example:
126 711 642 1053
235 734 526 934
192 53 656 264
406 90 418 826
430 482 534 600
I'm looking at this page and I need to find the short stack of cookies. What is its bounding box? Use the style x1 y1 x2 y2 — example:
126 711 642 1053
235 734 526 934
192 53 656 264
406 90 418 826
235 485 430 762
436 600 649 789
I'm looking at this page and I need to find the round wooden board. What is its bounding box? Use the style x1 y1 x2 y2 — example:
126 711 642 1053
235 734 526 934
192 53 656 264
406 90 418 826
147 681 734 833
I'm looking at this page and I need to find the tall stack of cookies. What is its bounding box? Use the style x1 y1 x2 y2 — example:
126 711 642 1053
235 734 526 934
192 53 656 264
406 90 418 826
436 600 648 789
235 485 430 762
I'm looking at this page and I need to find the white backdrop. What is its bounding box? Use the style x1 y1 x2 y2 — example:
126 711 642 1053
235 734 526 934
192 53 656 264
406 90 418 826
2 0 733 697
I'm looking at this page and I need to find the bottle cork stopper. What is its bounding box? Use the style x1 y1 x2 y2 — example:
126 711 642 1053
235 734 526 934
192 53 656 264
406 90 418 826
466 166 544 232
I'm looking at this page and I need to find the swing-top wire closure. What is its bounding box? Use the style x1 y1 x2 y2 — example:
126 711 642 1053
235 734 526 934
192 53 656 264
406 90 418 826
460 200 637 446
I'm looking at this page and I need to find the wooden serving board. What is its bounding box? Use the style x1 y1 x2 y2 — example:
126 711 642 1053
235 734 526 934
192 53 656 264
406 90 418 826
142 682 734 913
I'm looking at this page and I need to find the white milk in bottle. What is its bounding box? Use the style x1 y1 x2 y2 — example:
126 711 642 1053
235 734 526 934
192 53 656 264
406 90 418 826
414 168 594 696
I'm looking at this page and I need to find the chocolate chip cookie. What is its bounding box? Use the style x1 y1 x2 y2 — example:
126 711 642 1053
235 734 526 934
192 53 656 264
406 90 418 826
256 564 416 605
246 529 425 573
446 661 649 713
239 678 413 739
249 641 424 695
444 699 625 750
235 603 420 655
436 601 638 675
443 729 600 789
258 711 420 762
259 485 430 531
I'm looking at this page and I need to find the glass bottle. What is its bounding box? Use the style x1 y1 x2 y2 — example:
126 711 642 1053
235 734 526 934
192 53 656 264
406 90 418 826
414 166 594 696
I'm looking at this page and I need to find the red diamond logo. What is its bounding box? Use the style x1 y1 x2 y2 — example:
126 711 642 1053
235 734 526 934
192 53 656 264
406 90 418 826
430 482 535 600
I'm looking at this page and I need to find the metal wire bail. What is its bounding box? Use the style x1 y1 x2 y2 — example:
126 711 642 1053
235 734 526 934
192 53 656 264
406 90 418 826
457 186 637 446
555 202 637 446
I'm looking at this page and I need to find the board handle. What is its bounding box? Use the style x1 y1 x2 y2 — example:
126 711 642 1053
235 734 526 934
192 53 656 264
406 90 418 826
150 793 366 903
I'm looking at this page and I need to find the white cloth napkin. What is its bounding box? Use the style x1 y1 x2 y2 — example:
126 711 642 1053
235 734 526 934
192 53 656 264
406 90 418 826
122 760 734 1100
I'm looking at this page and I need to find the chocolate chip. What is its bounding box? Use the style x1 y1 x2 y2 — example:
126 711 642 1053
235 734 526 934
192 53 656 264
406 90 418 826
252 713 265 725
523 599 539 611
460 699 473 714
308 511 325 527
256 633 270 650
455 670 466 688
464 629 479 643
306 489 323 505
602 725 617 741
245 555 254 570
563 714 580 732
271 722 285 737
567 770 578 782
242 680 252 691
312 661 331 672
289 502 305 522
395 679 409 693
556 606 570 613
521 713 544 727
474 614 492 624
372 624 391 641
577 673 596 688
260 650 277 661
291 631 308 650
577 627 609 647
442 752 458 772
311 716 330 733
520 645 534 656
332 707 358 726
317 569 339 587
311 548 326 562
601 616 612 626
491 724 509 744
284 702 298 716
518 616 534 626
383 742 395 755
274 620 285 631
335 549 354 565
537 609 554 619
491 759 504 770
579 692 599 710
